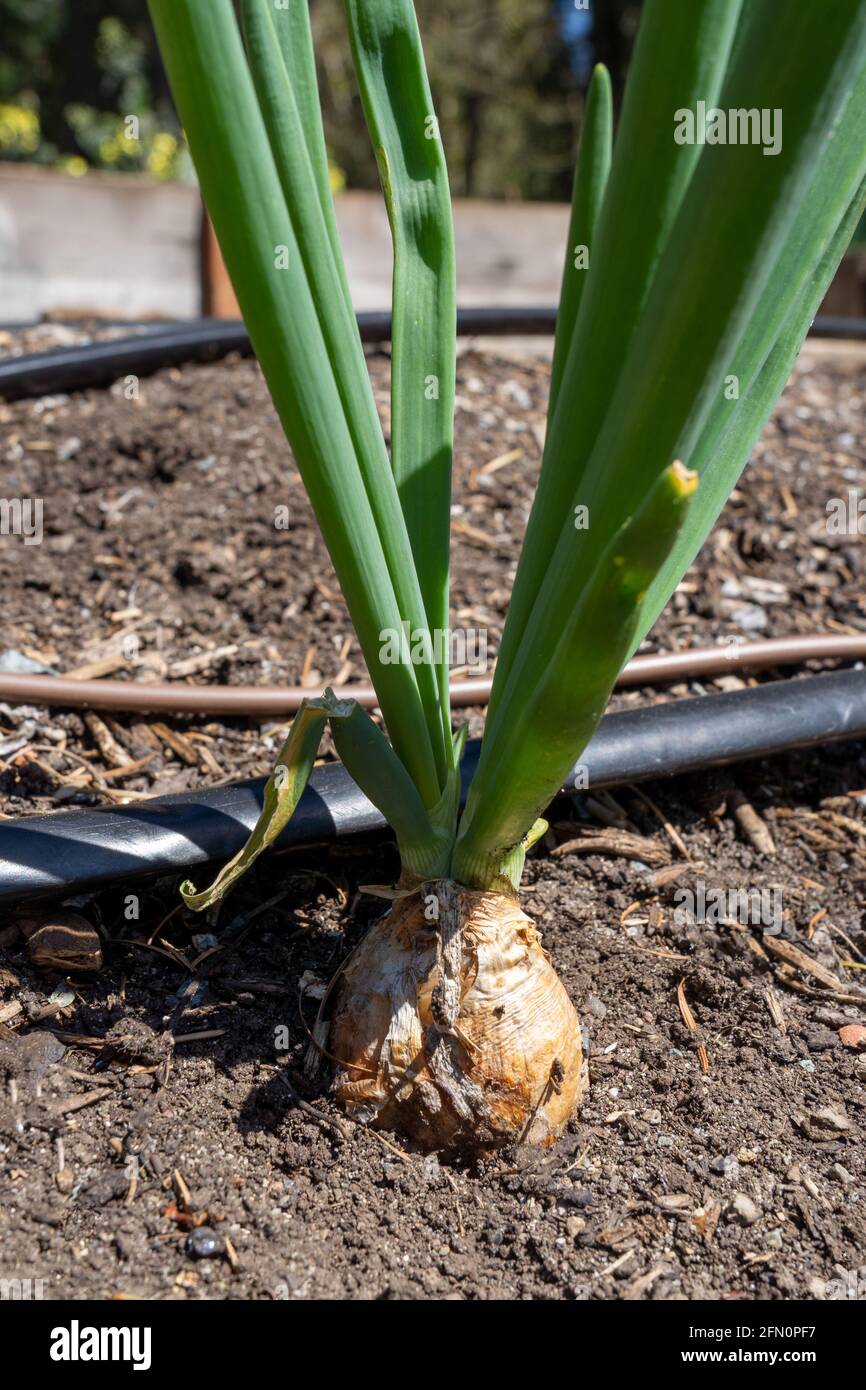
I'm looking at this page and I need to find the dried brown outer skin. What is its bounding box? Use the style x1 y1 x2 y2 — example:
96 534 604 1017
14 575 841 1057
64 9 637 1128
330 885 585 1154
13 909 103 974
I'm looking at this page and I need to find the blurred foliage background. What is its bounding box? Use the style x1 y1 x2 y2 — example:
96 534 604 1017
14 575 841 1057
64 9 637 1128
0 0 643 199
314 0 614 202
0 0 186 177
0 0 187 178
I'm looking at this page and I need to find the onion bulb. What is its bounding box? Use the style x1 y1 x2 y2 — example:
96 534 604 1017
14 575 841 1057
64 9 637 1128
330 882 585 1153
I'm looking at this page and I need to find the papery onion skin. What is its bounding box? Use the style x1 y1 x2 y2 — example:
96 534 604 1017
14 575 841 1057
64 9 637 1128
330 884 586 1153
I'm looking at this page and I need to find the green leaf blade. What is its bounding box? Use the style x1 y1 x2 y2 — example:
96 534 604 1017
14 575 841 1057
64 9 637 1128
453 464 699 885
148 0 447 806
548 63 613 417
464 0 866 877
181 698 332 909
344 0 457 735
633 167 866 651
182 691 451 911
263 0 349 302
482 1 866 781
487 0 745 731
241 0 451 794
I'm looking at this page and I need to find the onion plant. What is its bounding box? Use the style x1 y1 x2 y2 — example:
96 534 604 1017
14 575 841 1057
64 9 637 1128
148 0 866 1152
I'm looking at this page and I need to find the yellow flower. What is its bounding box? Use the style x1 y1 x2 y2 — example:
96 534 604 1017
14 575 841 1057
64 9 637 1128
146 131 179 180
98 136 119 165
0 103 40 155
59 156 88 177
328 160 346 194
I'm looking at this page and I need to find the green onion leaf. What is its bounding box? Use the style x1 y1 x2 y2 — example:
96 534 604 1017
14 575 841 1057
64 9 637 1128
548 63 612 418
344 0 457 736
181 691 452 910
148 0 448 804
472 0 866 865
488 0 745 730
151 0 866 900
453 463 698 886
635 167 866 649
180 697 333 910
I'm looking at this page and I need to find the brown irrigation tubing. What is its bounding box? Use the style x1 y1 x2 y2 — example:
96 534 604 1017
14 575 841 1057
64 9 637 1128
1 634 864 717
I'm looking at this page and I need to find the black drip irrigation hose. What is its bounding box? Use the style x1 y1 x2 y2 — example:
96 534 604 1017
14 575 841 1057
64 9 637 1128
2 667 865 904
1 309 865 403
0 307 559 402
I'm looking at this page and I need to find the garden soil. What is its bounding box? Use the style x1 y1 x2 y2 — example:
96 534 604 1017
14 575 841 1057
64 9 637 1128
0 330 864 1300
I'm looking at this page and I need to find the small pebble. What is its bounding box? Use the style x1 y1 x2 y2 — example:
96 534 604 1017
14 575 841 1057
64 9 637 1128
711 1154 740 1180
839 1024 866 1050
614 1252 638 1279
422 1154 442 1185
503 381 532 410
810 1104 850 1133
731 603 768 632
798 1058 816 1073
584 994 607 1020
804 1027 837 1052
765 1229 784 1250
55 1168 74 1195
731 1192 761 1226
831 1163 854 1185
186 1227 223 1260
